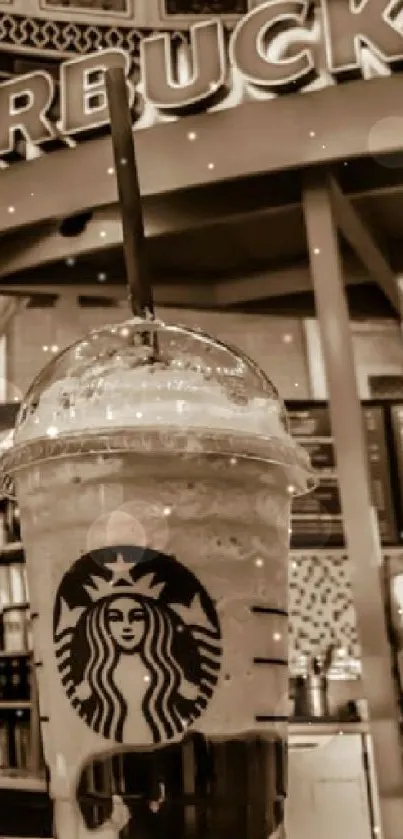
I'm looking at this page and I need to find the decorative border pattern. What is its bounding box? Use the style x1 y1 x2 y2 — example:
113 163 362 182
0 11 186 56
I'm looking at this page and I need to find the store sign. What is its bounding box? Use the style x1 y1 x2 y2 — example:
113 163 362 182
0 0 403 157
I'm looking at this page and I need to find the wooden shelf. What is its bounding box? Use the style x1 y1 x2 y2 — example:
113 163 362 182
0 771 46 791
0 701 31 710
0 542 23 554
0 650 31 659
0 542 24 565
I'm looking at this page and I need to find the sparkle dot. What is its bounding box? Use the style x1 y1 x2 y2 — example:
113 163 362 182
187 131 197 141
313 247 320 255
143 674 151 683
294 382 299 387
287 485 296 494
344 162 348 166
230 457 237 466
255 558 264 568
66 257 75 267
97 272 107 282
163 506 172 517
273 632 281 642
120 327 130 337
107 167 114 175
309 131 315 137
46 426 59 438
135 411 143 419
120 157 127 166
30 192 35 197
283 333 293 344
208 162 215 170
322 144 326 149
7 206 15 213
100 231 107 239
42 345 49 352
51 345 59 353
292 561 298 569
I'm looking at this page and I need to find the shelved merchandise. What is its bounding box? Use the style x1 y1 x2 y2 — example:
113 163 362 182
287 401 399 548
0 493 44 790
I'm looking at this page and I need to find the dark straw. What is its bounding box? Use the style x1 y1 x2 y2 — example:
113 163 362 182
105 66 154 320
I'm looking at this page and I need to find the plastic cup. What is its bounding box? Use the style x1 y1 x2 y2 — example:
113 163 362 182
0 318 314 839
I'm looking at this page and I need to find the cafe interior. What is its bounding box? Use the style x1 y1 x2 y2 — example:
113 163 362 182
1 1 403 838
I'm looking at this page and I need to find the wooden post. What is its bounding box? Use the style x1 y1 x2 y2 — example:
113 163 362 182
302 167 403 839
29 660 41 776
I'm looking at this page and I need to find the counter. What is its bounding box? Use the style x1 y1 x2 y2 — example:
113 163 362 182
287 721 380 839
289 720 369 736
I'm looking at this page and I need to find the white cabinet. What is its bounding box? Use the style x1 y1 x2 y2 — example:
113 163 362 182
286 733 373 839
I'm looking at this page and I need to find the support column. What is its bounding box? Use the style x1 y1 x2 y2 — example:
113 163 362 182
302 167 403 839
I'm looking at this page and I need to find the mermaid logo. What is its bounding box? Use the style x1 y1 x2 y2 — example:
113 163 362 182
53 546 222 745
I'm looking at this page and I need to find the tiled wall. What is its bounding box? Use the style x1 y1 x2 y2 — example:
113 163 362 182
289 551 360 672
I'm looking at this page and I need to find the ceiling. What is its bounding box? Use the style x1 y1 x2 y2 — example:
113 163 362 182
1 155 403 318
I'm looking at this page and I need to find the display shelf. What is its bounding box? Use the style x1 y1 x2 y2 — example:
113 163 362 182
0 650 31 659
0 542 23 554
290 546 403 558
0 542 25 565
0 701 31 710
0 771 46 791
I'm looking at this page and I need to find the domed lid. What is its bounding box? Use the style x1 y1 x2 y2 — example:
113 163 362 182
1 318 314 493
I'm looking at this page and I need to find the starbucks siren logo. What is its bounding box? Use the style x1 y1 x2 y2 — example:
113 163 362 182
53 547 222 744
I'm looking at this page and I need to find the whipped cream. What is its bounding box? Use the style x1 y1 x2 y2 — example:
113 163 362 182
15 362 288 443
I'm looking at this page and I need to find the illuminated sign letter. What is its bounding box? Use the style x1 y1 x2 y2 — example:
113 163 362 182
140 21 227 113
230 0 314 90
0 71 54 156
321 0 403 75
59 48 134 135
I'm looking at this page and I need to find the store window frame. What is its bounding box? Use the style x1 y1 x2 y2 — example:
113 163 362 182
39 0 133 20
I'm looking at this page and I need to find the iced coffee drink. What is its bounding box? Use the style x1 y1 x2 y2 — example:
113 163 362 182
1 318 314 839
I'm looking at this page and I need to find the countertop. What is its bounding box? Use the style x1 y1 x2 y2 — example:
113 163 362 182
289 719 369 735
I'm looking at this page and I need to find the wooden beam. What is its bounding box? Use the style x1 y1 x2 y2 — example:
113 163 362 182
302 167 403 839
329 175 399 313
0 256 373 309
0 200 299 280
214 266 317 306
0 282 218 310
2 76 403 237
